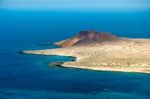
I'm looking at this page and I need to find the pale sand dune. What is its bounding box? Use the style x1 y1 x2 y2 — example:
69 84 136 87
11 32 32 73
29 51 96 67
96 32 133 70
23 38 150 73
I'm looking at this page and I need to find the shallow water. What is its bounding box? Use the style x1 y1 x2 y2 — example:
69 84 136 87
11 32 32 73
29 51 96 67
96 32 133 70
0 9 150 99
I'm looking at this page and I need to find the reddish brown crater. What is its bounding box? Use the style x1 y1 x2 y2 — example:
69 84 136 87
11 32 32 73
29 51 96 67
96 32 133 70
54 30 119 47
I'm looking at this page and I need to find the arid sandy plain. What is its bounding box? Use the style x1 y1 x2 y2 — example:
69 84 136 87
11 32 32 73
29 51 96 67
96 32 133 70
23 38 150 73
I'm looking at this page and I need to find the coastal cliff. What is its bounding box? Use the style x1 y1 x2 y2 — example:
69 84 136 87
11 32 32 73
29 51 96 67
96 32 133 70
22 30 150 73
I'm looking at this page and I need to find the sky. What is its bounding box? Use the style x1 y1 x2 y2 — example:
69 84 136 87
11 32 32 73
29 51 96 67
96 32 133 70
0 0 150 11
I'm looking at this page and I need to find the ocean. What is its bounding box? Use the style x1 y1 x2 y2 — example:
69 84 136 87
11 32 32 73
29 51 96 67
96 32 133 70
0 9 150 99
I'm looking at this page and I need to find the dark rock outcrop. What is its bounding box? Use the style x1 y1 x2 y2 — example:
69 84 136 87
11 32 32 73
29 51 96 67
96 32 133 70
49 62 64 67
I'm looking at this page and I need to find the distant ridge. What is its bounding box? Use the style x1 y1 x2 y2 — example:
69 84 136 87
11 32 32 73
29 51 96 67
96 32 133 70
54 30 119 47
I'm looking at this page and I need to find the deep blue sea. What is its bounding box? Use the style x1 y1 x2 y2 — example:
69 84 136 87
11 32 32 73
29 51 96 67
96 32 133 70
0 9 150 99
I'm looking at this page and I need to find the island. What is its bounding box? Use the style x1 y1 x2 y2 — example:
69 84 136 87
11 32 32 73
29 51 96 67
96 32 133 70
22 30 150 73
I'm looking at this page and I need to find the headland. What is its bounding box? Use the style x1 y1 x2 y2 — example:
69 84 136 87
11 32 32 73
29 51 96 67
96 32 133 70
22 30 150 73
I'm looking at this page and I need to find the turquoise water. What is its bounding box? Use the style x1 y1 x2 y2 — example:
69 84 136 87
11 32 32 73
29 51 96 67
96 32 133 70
0 9 150 99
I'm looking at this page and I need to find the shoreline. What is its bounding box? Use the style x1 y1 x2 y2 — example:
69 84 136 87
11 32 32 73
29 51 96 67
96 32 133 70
61 62 150 74
22 37 150 74
22 50 150 74
21 49 150 74
58 53 150 74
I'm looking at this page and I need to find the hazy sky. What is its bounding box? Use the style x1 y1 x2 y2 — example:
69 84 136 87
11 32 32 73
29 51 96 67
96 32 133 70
0 0 150 11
